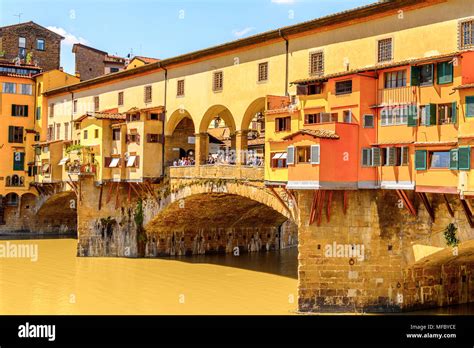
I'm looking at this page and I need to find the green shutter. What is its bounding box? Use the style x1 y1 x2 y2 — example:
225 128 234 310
459 146 471 171
407 104 418 127
437 61 453 85
451 102 457 124
8 126 14 143
13 152 24 171
25 105 28 117
410 66 420 86
287 147 295 165
466 96 474 117
415 150 427 170
450 149 459 170
426 104 437 125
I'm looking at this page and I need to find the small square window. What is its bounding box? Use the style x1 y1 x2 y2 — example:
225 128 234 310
177 80 185 96
144 85 152 103
213 71 223 92
378 38 393 63
94 96 99 111
309 51 324 76
118 92 124 106
363 114 374 128
36 39 45 51
460 20 474 49
19 37 26 48
258 62 268 82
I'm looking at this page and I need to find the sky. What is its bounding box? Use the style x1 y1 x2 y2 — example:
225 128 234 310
0 0 375 74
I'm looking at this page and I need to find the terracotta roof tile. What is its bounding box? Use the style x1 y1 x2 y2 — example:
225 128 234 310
282 129 339 140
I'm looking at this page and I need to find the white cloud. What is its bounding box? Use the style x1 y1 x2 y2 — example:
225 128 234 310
46 26 89 46
232 27 255 38
271 0 297 4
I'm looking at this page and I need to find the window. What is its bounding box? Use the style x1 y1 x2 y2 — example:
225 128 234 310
343 110 352 123
177 80 185 96
467 96 474 117
297 146 311 164
3 82 16 94
34 133 40 142
287 147 295 165
36 39 45 51
437 61 454 85
258 62 268 82
458 147 471 171
363 114 374 128
271 153 287 168
411 64 434 86
20 84 32 95
95 129 99 138
384 70 406 88
36 106 41 120
19 37 26 48
381 106 410 126
460 19 474 49
382 147 408 166
127 113 140 122
438 103 456 124
213 71 223 91
377 38 393 63
112 129 121 141
11 105 28 117
118 92 124 106
64 123 69 141
362 148 373 167
127 133 140 144
430 151 451 169
49 103 55 117
308 84 322 95
310 145 320 164
73 100 78 114
13 152 25 171
275 117 291 132
335 80 352 95
309 51 324 76
47 126 53 141
8 126 24 143
110 67 119 73
147 134 162 143
94 96 99 111
401 147 409 166
305 113 337 124
149 113 163 121
56 124 61 140
144 85 152 103
83 130 88 140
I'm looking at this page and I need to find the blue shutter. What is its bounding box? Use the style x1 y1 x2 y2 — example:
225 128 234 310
426 104 437 125
287 147 295 165
451 102 457 124
407 105 418 127
437 61 453 85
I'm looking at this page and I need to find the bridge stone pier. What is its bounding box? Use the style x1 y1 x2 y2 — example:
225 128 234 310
74 167 474 313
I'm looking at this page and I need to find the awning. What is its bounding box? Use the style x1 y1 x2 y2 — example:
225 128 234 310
280 153 288 159
272 153 283 160
42 164 50 172
126 155 137 167
109 157 120 168
58 157 70 166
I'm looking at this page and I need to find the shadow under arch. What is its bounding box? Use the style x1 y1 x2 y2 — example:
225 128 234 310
36 191 78 235
165 108 195 136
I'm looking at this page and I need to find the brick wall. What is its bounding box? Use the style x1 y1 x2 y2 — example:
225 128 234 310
74 46 106 81
0 22 61 71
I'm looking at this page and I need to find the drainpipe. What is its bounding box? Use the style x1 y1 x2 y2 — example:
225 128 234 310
161 64 168 180
70 91 74 141
279 29 289 97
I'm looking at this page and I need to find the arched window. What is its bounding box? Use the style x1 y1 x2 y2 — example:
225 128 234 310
12 175 19 186
6 176 11 187
19 176 24 186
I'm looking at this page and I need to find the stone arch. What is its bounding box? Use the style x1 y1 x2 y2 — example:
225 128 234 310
165 108 195 136
142 182 297 257
199 105 236 133
241 97 266 131
36 191 78 234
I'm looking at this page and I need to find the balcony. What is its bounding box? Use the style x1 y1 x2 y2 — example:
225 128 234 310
378 86 416 106
80 164 97 174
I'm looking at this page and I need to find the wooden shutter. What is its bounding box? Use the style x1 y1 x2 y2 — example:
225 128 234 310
25 105 28 116
287 147 295 165
410 66 420 86
310 145 320 164
426 104 437 125
415 150 427 170
437 61 453 85
11 104 16 116
8 126 14 142
388 147 397 166
104 157 112 168
372 148 381 167
459 146 471 171
452 102 457 124
450 149 459 170
13 152 25 171
401 147 409 166
467 96 474 117
296 85 308 96
407 104 418 127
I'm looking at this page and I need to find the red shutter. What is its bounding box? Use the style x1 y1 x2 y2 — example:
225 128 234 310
104 157 112 168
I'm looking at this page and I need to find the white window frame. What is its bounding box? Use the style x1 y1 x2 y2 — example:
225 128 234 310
310 145 320 165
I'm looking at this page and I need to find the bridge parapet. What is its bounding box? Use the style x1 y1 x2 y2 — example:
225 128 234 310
168 165 264 183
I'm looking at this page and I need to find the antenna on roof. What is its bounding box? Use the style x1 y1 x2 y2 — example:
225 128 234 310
14 13 23 24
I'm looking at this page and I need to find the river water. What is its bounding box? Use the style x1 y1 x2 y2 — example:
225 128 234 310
1 238 472 315
0 239 298 315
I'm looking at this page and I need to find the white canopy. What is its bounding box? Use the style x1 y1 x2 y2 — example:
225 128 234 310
126 155 137 167
58 157 70 166
109 158 120 168
280 153 288 159
272 153 283 160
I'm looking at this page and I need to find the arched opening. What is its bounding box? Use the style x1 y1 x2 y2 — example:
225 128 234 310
240 98 266 166
198 105 236 165
144 193 298 277
165 109 196 166
36 191 77 235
